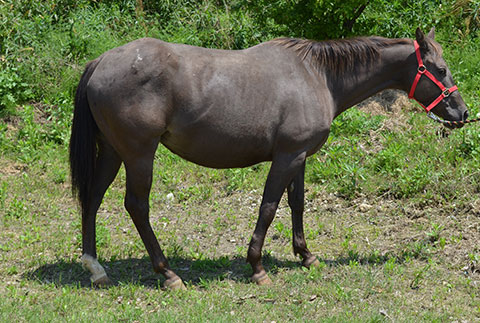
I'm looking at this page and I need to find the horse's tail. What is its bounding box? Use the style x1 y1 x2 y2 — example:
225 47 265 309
69 59 100 212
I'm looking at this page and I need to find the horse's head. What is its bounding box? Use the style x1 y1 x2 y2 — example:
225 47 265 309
407 27 468 128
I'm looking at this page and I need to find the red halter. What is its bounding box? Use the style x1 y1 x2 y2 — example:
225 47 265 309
408 40 458 112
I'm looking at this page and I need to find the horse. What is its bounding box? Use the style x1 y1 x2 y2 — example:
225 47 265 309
70 27 468 289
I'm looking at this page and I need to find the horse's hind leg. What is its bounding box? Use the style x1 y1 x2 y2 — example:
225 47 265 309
81 139 121 285
123 149 185 290
287 161 319 268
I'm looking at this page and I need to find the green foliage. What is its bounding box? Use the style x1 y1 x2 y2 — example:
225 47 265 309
0 67 32 116
239 0 479 40
242 0 370 39
359 0 447 38
6 196 28 219
141 0 265 49
330 107 385 137
373 141 406 175
307 109 384 199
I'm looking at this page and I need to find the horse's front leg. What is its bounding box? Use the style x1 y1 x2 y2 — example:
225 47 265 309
247 152 307 285
287 161 320 268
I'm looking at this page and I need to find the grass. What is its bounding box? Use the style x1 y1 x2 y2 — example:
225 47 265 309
1 100 480 321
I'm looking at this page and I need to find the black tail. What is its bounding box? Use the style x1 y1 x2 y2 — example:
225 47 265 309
69 59 100 212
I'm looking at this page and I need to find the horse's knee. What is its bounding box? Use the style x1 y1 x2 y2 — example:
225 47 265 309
259 203 277 224
124 193 148 218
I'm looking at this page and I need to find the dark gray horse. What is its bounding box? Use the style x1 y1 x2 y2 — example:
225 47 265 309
70 28 468 289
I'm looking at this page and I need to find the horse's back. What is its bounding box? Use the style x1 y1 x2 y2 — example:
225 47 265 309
86 38 333 168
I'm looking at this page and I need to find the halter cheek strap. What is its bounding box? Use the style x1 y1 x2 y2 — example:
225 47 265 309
408 40 458 112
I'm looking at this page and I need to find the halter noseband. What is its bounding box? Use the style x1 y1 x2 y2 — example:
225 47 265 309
408 40 458 113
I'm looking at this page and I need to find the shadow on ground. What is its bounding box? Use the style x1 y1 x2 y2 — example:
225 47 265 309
24 255 296 288
23 252 398 289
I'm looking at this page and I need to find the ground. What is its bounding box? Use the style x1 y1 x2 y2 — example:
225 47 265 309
0 91 478 321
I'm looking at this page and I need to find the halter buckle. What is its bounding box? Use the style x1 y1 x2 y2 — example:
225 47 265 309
418 65 426 73
443 89 451 97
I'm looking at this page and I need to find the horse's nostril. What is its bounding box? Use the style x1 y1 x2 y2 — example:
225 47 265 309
463 110 469 121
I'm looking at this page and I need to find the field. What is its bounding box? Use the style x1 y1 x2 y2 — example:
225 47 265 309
1 1 480 321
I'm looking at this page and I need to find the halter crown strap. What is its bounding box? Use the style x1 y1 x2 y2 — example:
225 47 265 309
408 40 458 112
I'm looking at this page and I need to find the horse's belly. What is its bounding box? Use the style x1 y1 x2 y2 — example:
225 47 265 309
160 130 272 168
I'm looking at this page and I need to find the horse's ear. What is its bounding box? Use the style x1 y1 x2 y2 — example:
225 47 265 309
415 27 429 51
427 27 435 40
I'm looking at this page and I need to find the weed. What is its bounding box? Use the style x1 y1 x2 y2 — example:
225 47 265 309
225 168 252 193
410 263 431 289
330 108 385 137
0 181 7 209
6 197 28 219
373 141 406 175
51 167 67 184
20 229 41 246
6 265 18 275
468 253 480 263
341 227 359 260
273 221 291 240
383 257 398 276
400 240 431 261
437 237 446 249
334 282 353 301
426 222 444 243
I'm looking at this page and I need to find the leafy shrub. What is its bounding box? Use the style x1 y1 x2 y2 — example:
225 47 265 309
0 67 32 116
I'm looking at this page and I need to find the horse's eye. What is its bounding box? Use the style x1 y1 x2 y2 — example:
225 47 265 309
439 68 447 76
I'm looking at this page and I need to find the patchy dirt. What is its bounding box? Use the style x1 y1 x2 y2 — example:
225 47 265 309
0 160 26 176
358 89 417 116
359 90 420 134
145 185 480 282
29 102 53 125
1 102 52 126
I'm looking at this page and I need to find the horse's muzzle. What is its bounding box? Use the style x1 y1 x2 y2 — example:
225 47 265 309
443 110 468 129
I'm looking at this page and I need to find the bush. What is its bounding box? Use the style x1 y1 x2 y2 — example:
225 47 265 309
0 66 32 117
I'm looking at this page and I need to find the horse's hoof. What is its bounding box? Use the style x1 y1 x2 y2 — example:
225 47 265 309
252 272 272 286
302 256 321 268
92 275 113 287
164 277 186 290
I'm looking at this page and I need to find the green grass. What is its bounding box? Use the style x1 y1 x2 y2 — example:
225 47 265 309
1 101 480 321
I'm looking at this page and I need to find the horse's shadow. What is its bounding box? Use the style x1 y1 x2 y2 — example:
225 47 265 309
24 255 295 288
24 253 396 288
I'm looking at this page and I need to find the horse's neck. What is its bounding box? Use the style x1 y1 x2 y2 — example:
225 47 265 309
330 43 413 117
